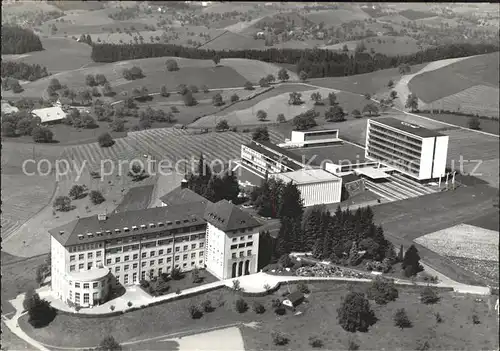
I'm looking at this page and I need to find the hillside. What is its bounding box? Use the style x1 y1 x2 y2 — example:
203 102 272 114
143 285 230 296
306 8 371 25
321 36 423 56
200 31 266 50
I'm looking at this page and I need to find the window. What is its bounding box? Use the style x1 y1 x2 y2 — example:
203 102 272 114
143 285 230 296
158 268 163 275
183 245 188 251
150 260 154 266
183 254 188 260
133 254 138 260
88 252 93 259
93 282 98 288
75 283 80 288
191 253 196 259
75 293 80 303
191 244 196 249
175 247 180 252
232 238 237 242
141 252 147 258
124 255 129 261
239 252 244 257
199 260 203 264
199 251 203 257
70 255 76 261
167 257 172 263
116 275 120 282
183 263 187 268
240 236 244 241
133 273 137 282
150 251 155 257
232 253 236 258
247 250 252 256
83 283 89 289
87 262 92 270
167 248 172 254
199 242 204 248
238 243 245 248
69 290 72 299
115 266 120 273
175 256 179 261
106 259 112 265
124 265 129 271
83 293 89 304
230 245 237 250
247 235 252 239
159 249 164 255
133 263 138 269
141 262 146 267
158 258 164 264
246 242 253 247
115 257 121 263
96 251 101 257
70 265 75 271
124 275 129 284
191 261 195 266
79 263 84 269
79 254 84 260
141 271 146 280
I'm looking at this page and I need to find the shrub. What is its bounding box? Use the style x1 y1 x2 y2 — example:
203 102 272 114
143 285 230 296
244 81 254 90
127 301 133 307
89 190 105 205
98 132 115 147
32 126 53 143
202 300 213 313
252 301 266 314
366 276 398 305
274 305 286 315
110 305 115 311
468 117 480 130
189 305 203 319
171 106 179 113
278 254 293 268
272 331 289 345
420 286 440 304
296 282 310 294
472 314 480 324
175 288 181 294
394 308 412 329
235 298 248 313
160 85 170 97
189 84 198 93
276 113 286 123
309 336 323 348
166 59 179 71
69 184 86 199
230 93 239 103
434 312 443 323
256 109 267 121
347 338 360 351
337 292 377 332
53 196 72 212
216 119 229 132
140 280 150 288
212 93 224 106
171 267 182 280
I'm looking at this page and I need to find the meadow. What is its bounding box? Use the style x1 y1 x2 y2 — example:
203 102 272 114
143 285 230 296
305 8 370 25
408 52 500 103
18 282 499 350
418 112 500 135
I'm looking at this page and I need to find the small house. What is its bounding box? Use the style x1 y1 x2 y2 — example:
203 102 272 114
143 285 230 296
282 291 304 309
316 31 325 39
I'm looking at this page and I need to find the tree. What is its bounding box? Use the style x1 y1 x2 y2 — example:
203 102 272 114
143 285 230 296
352 109 362 118
165 59 179 71
49 78 62 91
189 305 202 319
399 63 411 75
23 288 36 311
90 190 105 205
299 70 308 82
277 113 286 123
98 132 115 147
420 286 440 304
95 74 108 86
11 79 24 93
86 74 97 86
288 92 303 105
212 93 224 106
468 117 480 130
230 93 239 103
96 335 122 351
253 301 265 314
328 92 337 106
367 276 399 305
189 84 198 93
252 127 270 142
342 44 349 52
160 85 170 97
69 185 86 199
390 90 398 100
325 105 345 122
405 93 418 112
277 68 289 82
212 54 221 66
191 267 202 283
337 292 377 332
388 79 394 88
402 244 423 277
297 282 310 294
364 93 371 100
257 110 267 121
244 81 254 90
32 126 53 143
293 110 318 130
177 84 188 95
272 331 289 346
110 119 125 132
266 74 275 84
310 92 322 105
215 119 229 132
278 254 293 268
362 103 379 116
259 77 270 87
27 293 56 328
394 308 412 329
183 91 197 106
235 298 248 313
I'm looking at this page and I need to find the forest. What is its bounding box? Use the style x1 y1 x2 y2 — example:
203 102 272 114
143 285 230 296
1 61 50 81
1 25 44 55
91 42 499 78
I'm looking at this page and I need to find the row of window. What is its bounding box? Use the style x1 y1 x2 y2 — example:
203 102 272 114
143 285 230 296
70 251 102 262
117 260 204 284
369 123 422 146
70 291 97 304
230 241 253 250
109 251 204 272
69 261 102 271
105 239 205 255
69 243 103 253
70 279 106 289
103 226 206 246
231 235 253 243
232 250 252 258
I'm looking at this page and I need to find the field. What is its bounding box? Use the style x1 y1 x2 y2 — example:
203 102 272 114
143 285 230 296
322 36 422 56
8 57 296 99
200 31 267 51
415 224 499 285
17 282 499 350
417 112 500 135
1 37 94 74
305 8 370 25
408 52 500 103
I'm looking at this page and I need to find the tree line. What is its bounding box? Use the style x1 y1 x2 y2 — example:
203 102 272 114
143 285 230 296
90 42 498 78
2 25 44 55
1 61 50 81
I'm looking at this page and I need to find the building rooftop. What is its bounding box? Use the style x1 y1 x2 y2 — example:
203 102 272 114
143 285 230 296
370 117 445 138
245 140 304 170
273 169 341 184
67 267 110 282
31 106 67 123
160 186 213 208
290 143 369 166
50 204 206 247
204 199 261 232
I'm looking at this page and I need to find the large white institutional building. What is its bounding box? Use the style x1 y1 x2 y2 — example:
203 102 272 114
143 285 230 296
50 189 261 308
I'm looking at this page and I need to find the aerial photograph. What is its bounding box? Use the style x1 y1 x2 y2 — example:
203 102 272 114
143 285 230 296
1 1 499 350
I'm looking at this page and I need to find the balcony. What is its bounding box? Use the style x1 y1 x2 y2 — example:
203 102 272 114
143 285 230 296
368 132 422 157
369 124 422 147
368 139 421 162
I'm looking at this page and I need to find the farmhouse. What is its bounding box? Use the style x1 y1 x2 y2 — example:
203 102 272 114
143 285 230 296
49 195 261 308
31 102 67 124
283 291 305 309
1 101 19 114
365 117 449 181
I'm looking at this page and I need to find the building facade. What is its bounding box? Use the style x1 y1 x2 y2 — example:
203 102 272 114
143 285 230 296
50 198 260 308
241 140 304 176
365 117 449 180
278 129 341 149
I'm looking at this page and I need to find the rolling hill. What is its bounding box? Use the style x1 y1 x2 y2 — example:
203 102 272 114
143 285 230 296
321 36 423 56
306 8 371 25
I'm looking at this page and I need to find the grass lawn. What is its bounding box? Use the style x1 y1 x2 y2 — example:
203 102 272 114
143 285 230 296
465 208 500 232
144 269 220 297
19 282 499 350
322 36 425 56
418 112 500 135
306 8 370 24
1 320 35 350
408 52 500 102
114 184 154 213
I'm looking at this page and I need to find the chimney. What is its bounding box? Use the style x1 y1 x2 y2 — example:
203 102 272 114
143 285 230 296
181 178 188 189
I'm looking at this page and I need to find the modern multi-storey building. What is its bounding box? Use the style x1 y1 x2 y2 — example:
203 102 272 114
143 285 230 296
49 196 261 308
241 140 304 175
278 129 342 148
365 117 449 180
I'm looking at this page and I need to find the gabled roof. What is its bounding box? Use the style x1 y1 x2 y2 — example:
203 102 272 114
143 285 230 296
50 204 206 247
160 186 213 207
31 106 67 123
204 199 261 232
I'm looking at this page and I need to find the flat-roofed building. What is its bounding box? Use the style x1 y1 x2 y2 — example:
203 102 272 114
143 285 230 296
278 129 342 149
365 117 449 180
271 169 342 207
